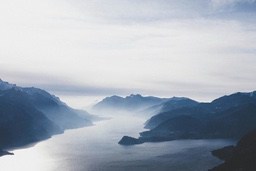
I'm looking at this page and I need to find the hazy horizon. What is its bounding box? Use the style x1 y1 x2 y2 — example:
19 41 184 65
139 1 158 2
1 0 256 108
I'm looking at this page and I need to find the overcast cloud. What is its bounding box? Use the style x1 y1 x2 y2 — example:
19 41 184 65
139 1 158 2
0 0 256 106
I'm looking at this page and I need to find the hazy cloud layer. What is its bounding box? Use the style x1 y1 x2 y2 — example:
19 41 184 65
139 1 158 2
0 69 143 96
0 0 256 105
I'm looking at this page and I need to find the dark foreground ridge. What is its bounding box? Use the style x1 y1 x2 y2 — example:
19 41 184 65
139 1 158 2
210 129 256 171
0 79 95 155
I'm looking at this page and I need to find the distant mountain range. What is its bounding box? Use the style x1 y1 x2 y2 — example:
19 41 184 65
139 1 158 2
118 91 256 145
0 79 94 152
92 94 196 117
93 94 169 113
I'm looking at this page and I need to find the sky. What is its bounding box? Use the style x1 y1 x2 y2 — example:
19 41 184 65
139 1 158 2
0 0 256 108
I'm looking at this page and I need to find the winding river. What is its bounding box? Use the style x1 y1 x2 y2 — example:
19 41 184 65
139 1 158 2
0 115 234 171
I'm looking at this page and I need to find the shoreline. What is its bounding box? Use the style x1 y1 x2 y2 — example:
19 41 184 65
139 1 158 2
0 150 14 157
0 122 98 158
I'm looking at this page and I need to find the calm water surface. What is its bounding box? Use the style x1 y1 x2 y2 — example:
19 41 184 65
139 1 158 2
0 115 234 171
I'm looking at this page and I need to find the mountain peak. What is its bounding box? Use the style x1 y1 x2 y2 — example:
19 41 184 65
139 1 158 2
128 94 142 98
0 79 16 90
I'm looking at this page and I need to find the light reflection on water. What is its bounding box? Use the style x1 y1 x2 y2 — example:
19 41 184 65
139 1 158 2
0 115 234 171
